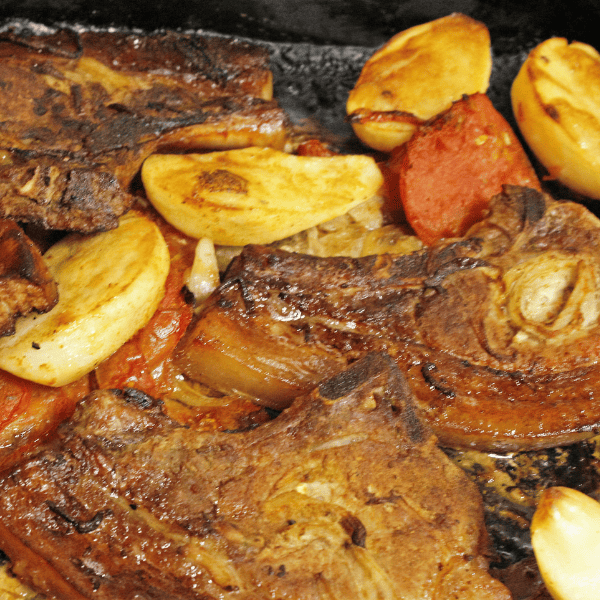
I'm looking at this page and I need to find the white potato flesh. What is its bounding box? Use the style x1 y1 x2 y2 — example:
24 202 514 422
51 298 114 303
511 37 600 199
0 211 170 387
346 13 492 152
141 147 384 246
532 486 600 600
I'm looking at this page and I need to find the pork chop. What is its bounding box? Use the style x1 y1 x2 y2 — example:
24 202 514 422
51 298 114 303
0 218 57 336
176 185 600 451
0 354 510 600
0 25 288 232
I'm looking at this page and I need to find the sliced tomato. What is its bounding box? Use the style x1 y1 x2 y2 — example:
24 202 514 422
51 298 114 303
388 93 541 245
94 212 196 398
0 371 90 472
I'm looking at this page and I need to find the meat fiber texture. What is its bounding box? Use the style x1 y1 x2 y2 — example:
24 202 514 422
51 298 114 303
0 353 510 600
0 25 286 232
178 185 600 452
0 218 58 335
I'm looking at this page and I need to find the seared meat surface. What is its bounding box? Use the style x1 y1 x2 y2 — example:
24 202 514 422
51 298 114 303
0 218 57 336
178 185 600 451
0 26 287 232
0 354 510 600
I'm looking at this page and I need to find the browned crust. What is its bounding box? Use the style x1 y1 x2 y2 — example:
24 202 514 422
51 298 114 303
0 521 89 600
0 218 57 336
179 186 600 451
0 27 285 232
0 358 509 599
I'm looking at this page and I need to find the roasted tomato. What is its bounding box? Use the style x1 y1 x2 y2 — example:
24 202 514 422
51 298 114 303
0 371 90 472
94 211 196 399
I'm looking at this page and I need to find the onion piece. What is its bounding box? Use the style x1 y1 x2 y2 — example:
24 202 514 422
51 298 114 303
186 238 220 305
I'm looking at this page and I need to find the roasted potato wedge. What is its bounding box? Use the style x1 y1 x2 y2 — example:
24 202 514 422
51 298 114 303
141 147 384 245
346 13 492 152
531 486 600 600
511 37 600 199
0 212 170 387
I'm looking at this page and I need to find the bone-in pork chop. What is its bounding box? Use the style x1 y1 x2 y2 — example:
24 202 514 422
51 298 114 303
0 26 287 232
0 353 510 600
177 185 600 451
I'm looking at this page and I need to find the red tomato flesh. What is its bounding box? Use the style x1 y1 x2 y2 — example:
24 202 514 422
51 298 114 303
388 93 541 245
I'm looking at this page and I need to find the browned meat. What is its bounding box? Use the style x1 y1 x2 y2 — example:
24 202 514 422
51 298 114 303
0 26 288 232
177 185 600 452
0 354 511 600
0 218 57 336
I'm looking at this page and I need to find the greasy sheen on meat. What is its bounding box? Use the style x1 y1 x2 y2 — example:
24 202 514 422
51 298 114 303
0 354 511 600
177 185 600 451
0 218 57 336
0 25 288 232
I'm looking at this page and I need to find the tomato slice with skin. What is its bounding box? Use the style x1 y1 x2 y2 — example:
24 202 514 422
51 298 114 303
94 210 196 398
388 93 541 245
0 371 90 472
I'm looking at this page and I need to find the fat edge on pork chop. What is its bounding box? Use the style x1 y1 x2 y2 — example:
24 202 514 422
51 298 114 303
177 185 600 452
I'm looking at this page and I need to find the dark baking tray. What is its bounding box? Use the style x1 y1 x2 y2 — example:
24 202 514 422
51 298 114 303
0 2 599 599
0 0 599 47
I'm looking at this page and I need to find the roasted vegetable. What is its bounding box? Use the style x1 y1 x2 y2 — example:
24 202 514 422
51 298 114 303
531 486 600 600
388 93 540 245
0 212 170 386
346 13 492 152
142 147 384 245
512 37 600 199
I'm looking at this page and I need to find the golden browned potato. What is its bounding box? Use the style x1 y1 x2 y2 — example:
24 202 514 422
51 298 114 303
531 486 600 600
511 37 600 199
141 147 384 246
0 212 170 387
346 13 492 152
